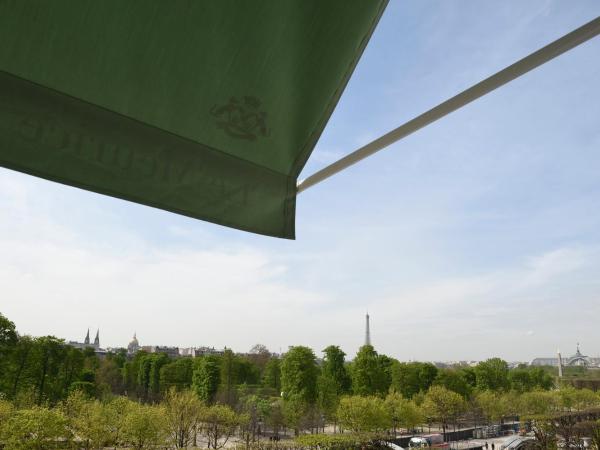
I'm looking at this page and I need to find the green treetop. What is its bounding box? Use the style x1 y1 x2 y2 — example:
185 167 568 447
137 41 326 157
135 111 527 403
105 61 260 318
280 346 318 405
474 358 509 391
322 345 351 395
193 355 221 404
351 345 391 397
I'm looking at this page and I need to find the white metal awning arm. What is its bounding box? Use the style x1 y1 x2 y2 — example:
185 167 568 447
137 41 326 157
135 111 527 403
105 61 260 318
297 16 600 194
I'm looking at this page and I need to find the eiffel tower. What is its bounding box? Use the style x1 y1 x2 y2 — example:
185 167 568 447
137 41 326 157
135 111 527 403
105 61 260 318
365 312 371 346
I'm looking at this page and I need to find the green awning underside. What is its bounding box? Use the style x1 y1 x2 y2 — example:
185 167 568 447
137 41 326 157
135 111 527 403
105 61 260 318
0 0 387 238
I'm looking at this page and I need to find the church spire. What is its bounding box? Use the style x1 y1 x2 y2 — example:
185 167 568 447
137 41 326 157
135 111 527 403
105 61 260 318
84 328 90 345
94 329 100 347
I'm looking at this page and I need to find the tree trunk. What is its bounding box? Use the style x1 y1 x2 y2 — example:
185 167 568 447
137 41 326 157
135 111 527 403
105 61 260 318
11 345 31 399
37 350 50 405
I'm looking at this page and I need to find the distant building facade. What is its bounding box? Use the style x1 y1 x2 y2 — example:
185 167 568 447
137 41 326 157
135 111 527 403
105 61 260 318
67 329 106 357
68 330 227 360
141 345 180 358
179 346 225 357
531 344 600 368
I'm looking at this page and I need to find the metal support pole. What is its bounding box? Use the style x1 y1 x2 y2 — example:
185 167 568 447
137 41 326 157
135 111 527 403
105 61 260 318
297 16 600 194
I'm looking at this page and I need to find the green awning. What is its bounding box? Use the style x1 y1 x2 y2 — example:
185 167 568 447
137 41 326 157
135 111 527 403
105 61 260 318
0 0 387 238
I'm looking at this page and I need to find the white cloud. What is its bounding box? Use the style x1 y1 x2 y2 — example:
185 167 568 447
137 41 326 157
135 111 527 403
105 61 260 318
365 246 599 361
0 171 331 353
522 247 587 287
2 167 599 362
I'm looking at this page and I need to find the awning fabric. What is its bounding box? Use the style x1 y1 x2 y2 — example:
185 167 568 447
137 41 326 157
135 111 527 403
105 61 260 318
0 0 387 238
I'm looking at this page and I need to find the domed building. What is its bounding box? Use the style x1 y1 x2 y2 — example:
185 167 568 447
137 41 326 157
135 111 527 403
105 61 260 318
565 344 595 367
127 332 140 355
531 344 600 368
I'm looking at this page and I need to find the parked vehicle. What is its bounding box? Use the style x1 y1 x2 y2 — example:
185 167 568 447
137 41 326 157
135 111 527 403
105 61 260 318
408 434 450 448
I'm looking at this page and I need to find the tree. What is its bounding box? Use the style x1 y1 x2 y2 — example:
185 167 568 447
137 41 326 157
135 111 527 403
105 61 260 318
265 398 286 437
558 387 600 411
377 354 394 394
1 333 86 406
122 403 167 450
123 351 142 397
61 390 107 450
459 366 477 389
0 406 70 450
390 361 438 399
96 357 125 395
518 390 560 422
133 352 170 402
421 386 466 438
31 336 68 405
434 368 472 399
263 358 281 392
508 366 554 393
317 374 340 428
351 345 389 397
316 346 351 429
384 392 422 434
163 388 203 448
103 396 133 449
235 356 261 385
0 312 17 352
283 396 308 435
137 355 153 401
193 356 221 404
509 369 534 393
336 395 391 434
281 346 318 405
5 335 34 400
239 393 271 444
199 404 239 449
476 390 511 424
220 349 238 406
527 367 554 391
160 358 194 392
247 344 272 375
149 353 169 400
322 346 351 395
474 358 509 391
59 346 86 399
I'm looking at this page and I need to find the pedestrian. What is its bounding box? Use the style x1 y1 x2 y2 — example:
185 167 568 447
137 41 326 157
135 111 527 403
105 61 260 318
485 443 489 450
492 444 495 450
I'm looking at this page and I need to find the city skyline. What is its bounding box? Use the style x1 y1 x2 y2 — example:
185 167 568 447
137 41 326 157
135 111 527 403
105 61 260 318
2 1 600 361
9 315 600 365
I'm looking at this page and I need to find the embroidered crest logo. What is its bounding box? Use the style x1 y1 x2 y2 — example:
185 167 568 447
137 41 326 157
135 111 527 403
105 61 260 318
210 96 269 141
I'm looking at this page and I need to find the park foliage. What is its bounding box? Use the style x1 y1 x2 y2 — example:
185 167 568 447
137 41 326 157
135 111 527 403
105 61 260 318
2 312 600 449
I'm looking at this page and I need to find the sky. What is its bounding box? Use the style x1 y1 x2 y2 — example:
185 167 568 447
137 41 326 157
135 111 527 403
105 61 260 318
1 1 600 362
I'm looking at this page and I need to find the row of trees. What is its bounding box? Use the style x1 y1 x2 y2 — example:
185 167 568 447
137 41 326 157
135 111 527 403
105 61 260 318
335 386 600 437
275 344 556 434
0 389 244 449
0 311 556 410
3 383 600 449
3 311 596 449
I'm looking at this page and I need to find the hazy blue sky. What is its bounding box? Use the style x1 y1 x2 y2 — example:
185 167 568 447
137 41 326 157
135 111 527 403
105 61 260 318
2 1 600 362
